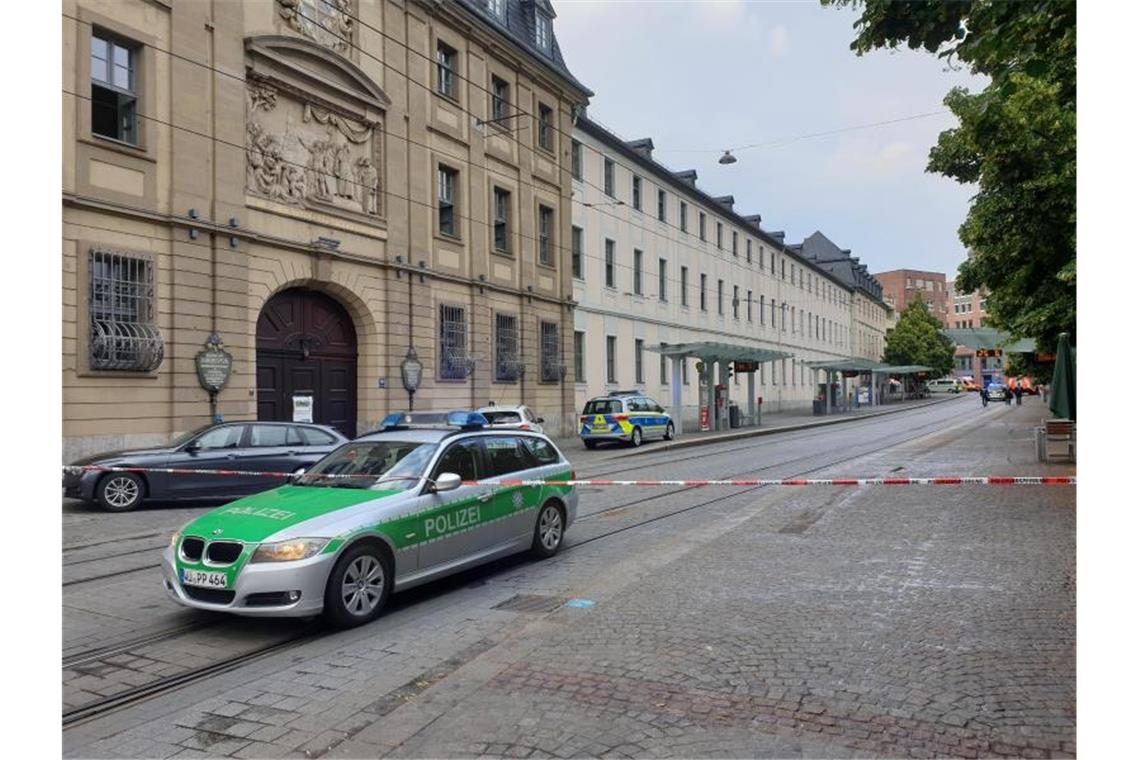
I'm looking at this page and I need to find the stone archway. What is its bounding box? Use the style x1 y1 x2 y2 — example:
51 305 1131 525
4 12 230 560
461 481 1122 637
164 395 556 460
256 287 358 437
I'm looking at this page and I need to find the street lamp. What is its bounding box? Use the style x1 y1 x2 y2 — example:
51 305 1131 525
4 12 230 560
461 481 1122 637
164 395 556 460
400 346 423 410
718 150 737 165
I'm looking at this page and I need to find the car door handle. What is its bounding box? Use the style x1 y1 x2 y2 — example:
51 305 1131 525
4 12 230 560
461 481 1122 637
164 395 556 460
477 492 494 503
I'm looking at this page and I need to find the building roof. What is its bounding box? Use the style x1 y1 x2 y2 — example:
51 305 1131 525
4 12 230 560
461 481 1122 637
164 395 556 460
455 0 593 98
788 231 887 306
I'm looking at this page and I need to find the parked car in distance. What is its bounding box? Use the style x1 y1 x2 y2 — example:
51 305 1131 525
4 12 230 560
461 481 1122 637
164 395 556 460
162 411 576 627
985 382 1010 402
477 404 545 433
579 391 674 449
927 378 962 394
64 422 348 512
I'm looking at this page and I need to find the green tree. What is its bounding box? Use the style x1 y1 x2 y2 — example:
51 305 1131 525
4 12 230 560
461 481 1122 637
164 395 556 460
883 299 956 377
823 0 1075 349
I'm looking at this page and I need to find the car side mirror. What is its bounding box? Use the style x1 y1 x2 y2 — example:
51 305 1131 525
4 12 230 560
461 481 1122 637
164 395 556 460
287 467 308 484
433 472 462 492
184 440 201 454
535 417 545 424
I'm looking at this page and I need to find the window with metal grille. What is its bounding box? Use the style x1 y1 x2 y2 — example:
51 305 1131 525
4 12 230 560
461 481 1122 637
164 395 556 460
493 187 510 253
540 321 561 382
436 41 457 99
658 258 667 301
571 140 582 180
632 176 642 211
657 189 666 222
495 313 520 381
438 165 457 237
538 205 554 266
439 304 468 379
603 158 615 196
91 32 138 145
633 249 643 295
605 239 615 288
491 76 509 122
606 336 617 384
574 330 585 382
634 339 644 384
538 103 553 150
571 226 583 279
88 249 163 371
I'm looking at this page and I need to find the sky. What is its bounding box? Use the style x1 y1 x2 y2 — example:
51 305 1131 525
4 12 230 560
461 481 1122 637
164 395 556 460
553 0 988 282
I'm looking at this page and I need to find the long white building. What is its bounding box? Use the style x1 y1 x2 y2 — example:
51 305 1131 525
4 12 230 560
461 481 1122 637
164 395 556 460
570 114 892 429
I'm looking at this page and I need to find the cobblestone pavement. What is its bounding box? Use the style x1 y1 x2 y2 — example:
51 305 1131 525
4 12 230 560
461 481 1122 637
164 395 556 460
63 399 1074 758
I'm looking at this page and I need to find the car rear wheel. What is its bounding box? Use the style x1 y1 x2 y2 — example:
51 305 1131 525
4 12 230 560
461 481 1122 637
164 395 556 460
583 440 597 450
629 427 643 447
323 543 391 628
96 473 145 512
663 422 675 441
531 502 565 559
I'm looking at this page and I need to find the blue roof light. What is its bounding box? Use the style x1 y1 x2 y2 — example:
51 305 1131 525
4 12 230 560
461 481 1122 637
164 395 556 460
380 412 409 430
447 411 489 429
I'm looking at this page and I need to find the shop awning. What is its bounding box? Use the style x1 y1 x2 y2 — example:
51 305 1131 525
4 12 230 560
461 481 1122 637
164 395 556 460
649 342 793 362
943 328 1037 353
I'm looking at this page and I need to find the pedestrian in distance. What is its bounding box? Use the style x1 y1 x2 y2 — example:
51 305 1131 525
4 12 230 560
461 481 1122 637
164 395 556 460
1004 386 1012 405
1014 385 1023 406
980 386 989 407
1043 384 1050 404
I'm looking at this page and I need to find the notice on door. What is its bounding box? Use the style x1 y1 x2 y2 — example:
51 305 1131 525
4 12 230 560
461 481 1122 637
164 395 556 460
292 395 314 423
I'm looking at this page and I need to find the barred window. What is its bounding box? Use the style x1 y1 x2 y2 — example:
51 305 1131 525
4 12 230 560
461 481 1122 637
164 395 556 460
494 313 520 382
88 249 163 371
540 321 561 382
538 205 554 266
439 304 468 379
574 330 585 382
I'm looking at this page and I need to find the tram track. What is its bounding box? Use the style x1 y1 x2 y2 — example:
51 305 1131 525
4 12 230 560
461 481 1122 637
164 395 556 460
63 401 979 729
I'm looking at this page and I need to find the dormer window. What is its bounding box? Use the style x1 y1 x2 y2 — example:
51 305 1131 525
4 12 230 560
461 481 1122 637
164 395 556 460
535 12 552 53
488 0 506 21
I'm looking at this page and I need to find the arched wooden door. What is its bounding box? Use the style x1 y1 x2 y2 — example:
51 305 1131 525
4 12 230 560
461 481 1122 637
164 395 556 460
256 288 358 437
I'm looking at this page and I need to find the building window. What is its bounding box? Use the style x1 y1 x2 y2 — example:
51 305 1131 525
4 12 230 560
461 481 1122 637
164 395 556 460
574 330 585 382
781 302 787 331
632 175 642 211
633 249 643 295
732 231 738 257
657 189 667 222
717 279 724 316
494 313 520 382
746 239 752 264
438 165 457 237
537 103 553 150
771 299 777 326
781 259 786 280
717 222 723 249
733 285 740 319
535 10 552 53
603 158 615 196
791 306 796 333
488 0 506 21
436 41 457 99
481 186 507 252
760 294 766 325
770 251 775 275
88 249 162 371
680 202 688 232
91 32 138 145
538 205 554 266
606 336 617 384
700 274 707 312
660 345 669 385
747 290 753 322
699 213 706 241
571 226 583 279
605 239 615 288
571 140 582 180
439 304 468 379
658 258 668 301
680 267 689 306
540 321 560 382
491 76 509 122
635 339 644 384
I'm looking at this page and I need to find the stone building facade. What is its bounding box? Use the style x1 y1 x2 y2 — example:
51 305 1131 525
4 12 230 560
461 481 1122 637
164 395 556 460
63 0 591 460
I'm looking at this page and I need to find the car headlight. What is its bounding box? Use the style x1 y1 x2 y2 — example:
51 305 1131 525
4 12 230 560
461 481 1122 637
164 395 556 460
250 538 328 563
170 532 179 549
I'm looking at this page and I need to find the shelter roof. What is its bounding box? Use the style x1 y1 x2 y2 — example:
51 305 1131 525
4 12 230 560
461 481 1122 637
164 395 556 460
649 342 792 363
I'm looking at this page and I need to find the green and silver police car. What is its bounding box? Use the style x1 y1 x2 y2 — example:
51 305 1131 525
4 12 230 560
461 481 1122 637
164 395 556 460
162 412 576 628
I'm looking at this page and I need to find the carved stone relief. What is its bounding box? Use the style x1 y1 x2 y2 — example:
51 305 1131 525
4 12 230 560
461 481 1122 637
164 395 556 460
245 79 381 217
279 0 354 53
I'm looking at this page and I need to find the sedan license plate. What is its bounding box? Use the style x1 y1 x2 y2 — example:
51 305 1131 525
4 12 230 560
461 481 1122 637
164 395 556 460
182 569 228 588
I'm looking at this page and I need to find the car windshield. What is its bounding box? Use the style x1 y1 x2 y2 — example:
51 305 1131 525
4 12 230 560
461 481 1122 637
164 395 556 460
483 411 522 424
170 425 213 448
297 441 438 490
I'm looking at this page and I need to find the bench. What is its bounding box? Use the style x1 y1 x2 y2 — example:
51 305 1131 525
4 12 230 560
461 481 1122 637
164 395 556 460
1036 419 1076 462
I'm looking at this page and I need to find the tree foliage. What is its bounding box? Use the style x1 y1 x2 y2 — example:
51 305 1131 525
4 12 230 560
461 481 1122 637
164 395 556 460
823 0 1076 349
883 299 956 377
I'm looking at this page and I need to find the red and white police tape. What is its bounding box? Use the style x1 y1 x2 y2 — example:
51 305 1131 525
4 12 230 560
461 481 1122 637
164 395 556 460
62 465 1075 487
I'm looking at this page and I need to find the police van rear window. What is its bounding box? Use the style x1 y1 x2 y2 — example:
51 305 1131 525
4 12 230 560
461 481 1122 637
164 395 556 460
583 399 622 415
483 411 522 424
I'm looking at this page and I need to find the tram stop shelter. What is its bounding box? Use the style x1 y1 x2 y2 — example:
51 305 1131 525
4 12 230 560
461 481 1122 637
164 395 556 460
806 359 933 412
649 342 793 434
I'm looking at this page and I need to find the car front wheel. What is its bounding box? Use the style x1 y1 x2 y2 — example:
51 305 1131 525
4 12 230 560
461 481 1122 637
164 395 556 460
323 544 391 628
531 502 565 559
96 472 145 512
583 439 597 450
663 422 675 441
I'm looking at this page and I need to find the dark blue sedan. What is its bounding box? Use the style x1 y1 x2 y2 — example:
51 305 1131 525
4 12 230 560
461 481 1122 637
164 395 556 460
64 421 347 511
